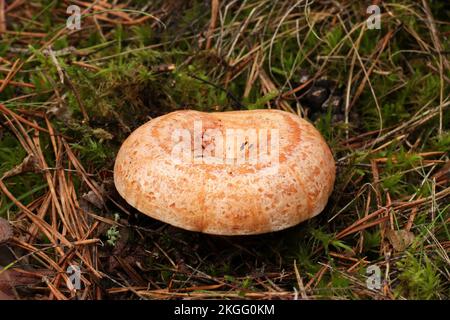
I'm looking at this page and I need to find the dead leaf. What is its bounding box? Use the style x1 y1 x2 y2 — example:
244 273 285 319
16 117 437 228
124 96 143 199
46 101 72 122
0 218 13 244
1 154 40 180
0 268 49 300
81 190 105 209
0 290 13 300
386 229 415 252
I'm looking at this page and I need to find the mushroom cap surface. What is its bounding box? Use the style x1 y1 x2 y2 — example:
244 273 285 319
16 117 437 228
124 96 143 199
114 109 335 235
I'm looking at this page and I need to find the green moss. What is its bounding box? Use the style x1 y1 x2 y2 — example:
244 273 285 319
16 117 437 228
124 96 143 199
395 252 443 299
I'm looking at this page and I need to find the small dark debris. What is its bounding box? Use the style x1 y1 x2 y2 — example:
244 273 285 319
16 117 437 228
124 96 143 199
292 75 345 122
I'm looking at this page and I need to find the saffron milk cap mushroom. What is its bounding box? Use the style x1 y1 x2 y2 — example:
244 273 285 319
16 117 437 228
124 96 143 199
114 109 335 235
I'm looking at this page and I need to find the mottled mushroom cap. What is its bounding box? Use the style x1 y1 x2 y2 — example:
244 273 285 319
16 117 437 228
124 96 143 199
114 109 335 235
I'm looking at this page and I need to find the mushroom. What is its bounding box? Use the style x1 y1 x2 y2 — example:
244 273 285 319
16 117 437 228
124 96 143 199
114 109 335 235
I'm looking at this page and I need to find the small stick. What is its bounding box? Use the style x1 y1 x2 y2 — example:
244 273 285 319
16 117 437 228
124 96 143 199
0 0 6 33
405 207 417 232
293 260 308 299
206 0 219 49
0 79 34 88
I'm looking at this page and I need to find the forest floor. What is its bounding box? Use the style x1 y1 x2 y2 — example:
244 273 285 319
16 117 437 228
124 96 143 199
0 0 449 300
